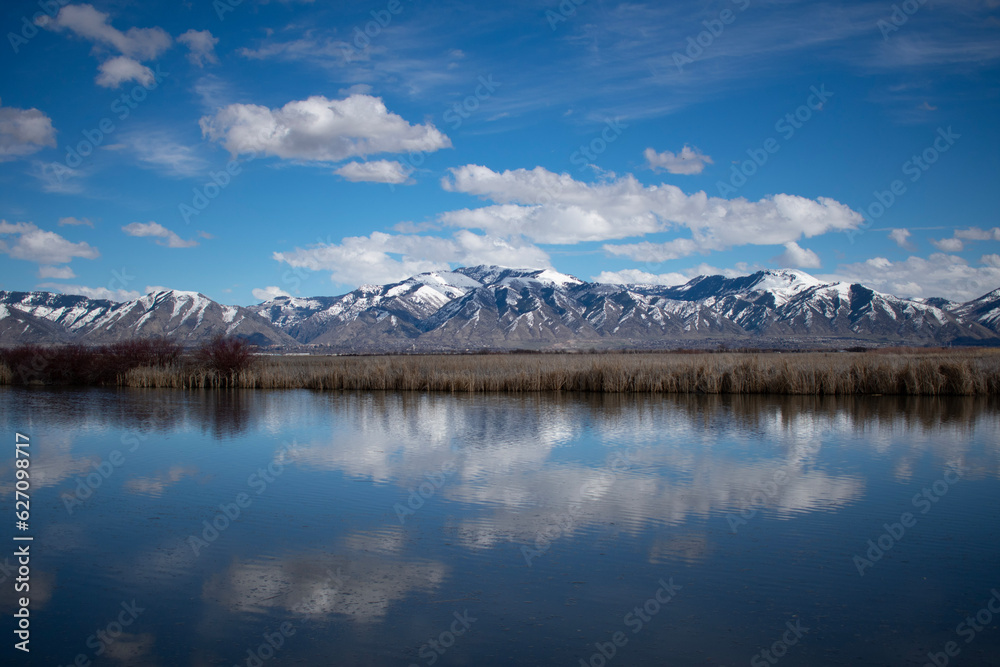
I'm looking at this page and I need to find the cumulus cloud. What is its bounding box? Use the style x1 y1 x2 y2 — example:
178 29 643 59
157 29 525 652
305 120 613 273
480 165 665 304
252 286 292 301
0 100 56 161
178 29 219 67
41 4 171 60
439 165 862 253
888 228 914 250
58 216 93 227
954 226 1000 241
274 230 550 287
334 160 411 184
36 282 142 301
822 253 1000 302
591 269 689 286
0 221 100 265
38 265 76 279
95 56 155 88
930 227 1000 253
199 94 451 162
931 237 964 252
644 146 713 175
122 222 198 248
774 241 821 269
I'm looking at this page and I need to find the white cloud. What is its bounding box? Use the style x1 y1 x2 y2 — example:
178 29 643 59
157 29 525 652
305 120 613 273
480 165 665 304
644 146 713 175
0 100 56 161
58 216 93 227
178 29 219 67
0 221 100 265
888 228 914 250
439 165 862 253
37 282 141 302
774 241 821 269
981 254 1000 268
274 230 550 287
591 269 689 286
38 265 76 279
954 226 1000 241
122 222 198 248
200 94 451 162
822 253 1000 302
41 4 171 60
252 286 292 301
334 160 411 184
931 237 964 252
95 56 155 88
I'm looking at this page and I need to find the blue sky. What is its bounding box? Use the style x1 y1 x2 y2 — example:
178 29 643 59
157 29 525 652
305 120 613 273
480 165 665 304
1 0 998 305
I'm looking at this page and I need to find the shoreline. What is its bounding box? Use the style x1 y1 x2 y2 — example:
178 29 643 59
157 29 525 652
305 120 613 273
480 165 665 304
4 349 999 395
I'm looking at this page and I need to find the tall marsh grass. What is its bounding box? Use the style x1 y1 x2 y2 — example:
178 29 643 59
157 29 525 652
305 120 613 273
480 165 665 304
2 345 999 394
116 350 1000 395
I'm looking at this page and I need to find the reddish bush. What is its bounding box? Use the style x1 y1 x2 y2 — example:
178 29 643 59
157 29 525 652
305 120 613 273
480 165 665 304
195 336 257 377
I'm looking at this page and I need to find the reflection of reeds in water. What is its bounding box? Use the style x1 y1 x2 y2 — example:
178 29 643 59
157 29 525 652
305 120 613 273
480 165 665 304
110 350 1000 394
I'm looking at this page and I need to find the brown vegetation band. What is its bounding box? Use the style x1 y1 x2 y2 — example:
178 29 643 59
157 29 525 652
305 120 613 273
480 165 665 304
2 341 999 395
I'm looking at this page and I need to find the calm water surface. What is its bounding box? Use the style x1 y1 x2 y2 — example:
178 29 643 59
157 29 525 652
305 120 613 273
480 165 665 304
1 388 999 666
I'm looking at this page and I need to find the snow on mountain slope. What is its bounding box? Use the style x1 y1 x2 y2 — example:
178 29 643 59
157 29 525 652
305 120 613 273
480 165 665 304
3 268 998 349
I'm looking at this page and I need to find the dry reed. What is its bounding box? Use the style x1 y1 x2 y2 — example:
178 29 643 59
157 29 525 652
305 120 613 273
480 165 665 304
100 350 1000 395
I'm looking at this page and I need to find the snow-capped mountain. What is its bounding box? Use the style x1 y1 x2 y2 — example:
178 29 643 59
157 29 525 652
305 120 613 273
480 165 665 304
2 267 998 349
0 289 295 346
248 266 998 350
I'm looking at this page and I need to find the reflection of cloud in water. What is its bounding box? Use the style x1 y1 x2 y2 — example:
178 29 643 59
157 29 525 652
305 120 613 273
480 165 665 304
266 394 999 562
124 466 199 497
104 632 157 665
649 532 711 565
0 433 92 498
203 541 446 623
283 393 580 483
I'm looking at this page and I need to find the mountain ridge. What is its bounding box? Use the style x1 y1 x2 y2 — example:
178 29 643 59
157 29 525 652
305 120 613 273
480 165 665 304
3 266 999 350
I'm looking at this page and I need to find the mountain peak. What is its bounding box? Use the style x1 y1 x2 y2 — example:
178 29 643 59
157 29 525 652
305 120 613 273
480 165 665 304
455 265 584 287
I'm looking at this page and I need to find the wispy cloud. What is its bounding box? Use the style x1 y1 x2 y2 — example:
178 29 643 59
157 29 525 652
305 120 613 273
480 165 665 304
122 221 199 248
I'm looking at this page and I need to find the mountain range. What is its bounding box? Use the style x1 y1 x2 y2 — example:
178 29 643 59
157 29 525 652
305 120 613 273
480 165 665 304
2 266 999 350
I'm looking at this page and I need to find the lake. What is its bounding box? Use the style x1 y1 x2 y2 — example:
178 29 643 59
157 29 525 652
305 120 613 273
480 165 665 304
2 388 999 666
